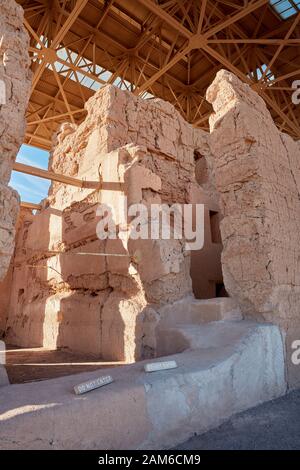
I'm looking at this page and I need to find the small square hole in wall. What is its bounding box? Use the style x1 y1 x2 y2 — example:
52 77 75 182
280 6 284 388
216 282 228 298
209 210 222 244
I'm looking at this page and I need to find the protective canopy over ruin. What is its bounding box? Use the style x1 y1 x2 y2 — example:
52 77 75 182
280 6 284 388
1 66 300 389
1 0 300 451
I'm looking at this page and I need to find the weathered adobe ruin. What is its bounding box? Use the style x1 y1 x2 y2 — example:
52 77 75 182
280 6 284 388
207 71 300 388
0 0 31 281
1 83 223 363
0 0 31 385
0 2 299 390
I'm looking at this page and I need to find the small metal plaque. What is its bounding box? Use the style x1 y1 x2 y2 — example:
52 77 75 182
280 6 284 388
144 360 178 373
74 375 113 395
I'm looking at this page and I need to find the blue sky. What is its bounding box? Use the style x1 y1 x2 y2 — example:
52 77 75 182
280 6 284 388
10 145 50 203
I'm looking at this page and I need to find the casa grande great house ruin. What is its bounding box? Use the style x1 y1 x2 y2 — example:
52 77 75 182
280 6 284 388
0 0 300 450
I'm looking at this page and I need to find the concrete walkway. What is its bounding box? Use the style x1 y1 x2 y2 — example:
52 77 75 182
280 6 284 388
175 389 300 450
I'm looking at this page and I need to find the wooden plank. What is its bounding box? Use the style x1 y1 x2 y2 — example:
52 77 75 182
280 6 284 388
13 162 100 189
20 201 42 211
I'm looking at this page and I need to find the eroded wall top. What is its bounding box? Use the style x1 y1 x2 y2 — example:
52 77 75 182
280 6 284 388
0 0 31 280
0 0 31 183
206 70 300 326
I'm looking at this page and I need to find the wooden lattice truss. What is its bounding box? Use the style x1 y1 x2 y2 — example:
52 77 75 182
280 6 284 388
18 0 300 150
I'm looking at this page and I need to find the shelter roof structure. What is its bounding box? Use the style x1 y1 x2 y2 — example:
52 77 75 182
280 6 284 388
18 0 300 149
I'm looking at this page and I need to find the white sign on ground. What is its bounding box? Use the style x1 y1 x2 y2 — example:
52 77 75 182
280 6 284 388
0 340 5 365
144 360 178 373
74 375 113 395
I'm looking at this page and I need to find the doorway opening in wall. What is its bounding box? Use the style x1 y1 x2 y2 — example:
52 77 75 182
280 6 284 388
209 210 222 244
213 281 228 298
190 150 228 300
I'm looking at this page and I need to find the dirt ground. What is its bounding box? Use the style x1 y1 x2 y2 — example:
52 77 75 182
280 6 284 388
5 345 124 383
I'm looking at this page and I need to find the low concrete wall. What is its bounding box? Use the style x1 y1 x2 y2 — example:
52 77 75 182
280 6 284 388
0 340 8 387
0 366 8 387
0 321 286 449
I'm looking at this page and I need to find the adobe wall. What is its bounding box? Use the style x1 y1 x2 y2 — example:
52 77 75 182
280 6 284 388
206 70 300 388
0 0 31 280
3 65 299 388
4 85 219 361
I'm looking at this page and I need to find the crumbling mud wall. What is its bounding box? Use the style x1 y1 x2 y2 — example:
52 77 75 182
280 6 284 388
0 0 31 280
206 70 300 388
4 85 218 362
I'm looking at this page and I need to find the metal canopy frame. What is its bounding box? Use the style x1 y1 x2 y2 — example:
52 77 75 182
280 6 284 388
17 0 300 150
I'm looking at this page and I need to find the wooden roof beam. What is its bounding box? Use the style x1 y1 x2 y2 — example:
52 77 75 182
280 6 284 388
204 0 270 38
13 162 100 189
20 201 42 211
135 0 270 95
27 0 90 94
137 0 192 38
134 40 192 94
